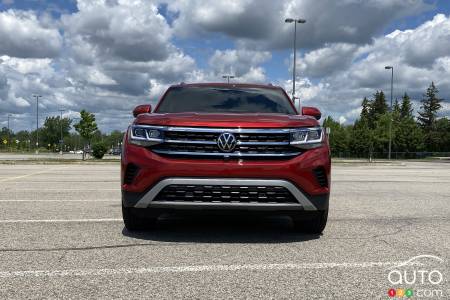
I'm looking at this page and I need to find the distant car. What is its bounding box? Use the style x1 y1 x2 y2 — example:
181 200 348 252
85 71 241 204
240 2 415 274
110 148 122 155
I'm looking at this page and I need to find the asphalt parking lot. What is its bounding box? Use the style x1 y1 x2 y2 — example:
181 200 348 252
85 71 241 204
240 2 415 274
0 161 449 299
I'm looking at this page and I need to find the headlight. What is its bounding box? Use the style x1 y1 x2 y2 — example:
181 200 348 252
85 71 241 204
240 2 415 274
128 125 164 146
290 127 324 149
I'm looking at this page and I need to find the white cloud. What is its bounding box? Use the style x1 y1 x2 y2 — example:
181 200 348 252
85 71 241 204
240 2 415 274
296 43 358 78
209 49 271 77
0 10 62 58
170 0 432 50
62 0 173 62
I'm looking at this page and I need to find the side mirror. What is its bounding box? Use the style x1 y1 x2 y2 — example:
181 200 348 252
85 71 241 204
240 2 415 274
302 106 321 120
133 104 152 117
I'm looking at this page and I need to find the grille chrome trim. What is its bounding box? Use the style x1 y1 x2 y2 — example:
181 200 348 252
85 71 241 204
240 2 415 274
163 140 290 146
164 139 217 145
134 178 317 210
152 150 300 157
237 141 289 146
164 126 292 134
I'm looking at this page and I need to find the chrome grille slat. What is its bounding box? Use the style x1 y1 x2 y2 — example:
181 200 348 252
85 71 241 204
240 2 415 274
151 126 300 158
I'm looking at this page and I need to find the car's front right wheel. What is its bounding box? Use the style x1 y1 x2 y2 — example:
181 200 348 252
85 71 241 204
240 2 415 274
291 209 328 234
122 204 158 231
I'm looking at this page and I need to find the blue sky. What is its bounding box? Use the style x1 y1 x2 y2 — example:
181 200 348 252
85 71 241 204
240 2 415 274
0 0 449 131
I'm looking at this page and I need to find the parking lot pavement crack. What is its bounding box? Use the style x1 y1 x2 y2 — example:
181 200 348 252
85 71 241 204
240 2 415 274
327 220 414 241
57 249 68 264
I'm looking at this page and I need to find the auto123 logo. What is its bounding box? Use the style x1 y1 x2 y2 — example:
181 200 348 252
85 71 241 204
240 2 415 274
386 255 445 298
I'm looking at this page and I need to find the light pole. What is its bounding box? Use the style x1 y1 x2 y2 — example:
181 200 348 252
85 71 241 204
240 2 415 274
33 95 42 154
385 66 394 160
285 17 306 109
59 109 65 155
7 114 11 152
222 75 235 84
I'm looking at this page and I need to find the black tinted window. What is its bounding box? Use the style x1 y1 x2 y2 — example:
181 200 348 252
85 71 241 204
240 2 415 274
156 86 296 114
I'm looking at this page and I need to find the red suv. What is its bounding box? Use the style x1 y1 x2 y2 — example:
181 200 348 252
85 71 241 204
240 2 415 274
121 83 330 233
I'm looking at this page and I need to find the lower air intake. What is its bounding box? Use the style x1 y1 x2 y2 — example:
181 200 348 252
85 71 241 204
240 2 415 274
313 167 328 187
124 164 139 184
153 184 297 204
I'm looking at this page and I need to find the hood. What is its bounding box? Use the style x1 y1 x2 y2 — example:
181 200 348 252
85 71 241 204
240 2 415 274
134 112 319 128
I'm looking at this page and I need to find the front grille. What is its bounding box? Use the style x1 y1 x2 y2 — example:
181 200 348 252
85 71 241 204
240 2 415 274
237 133 289 143
153 143 292 154
313 167 328 187
123 164 139 184
153 184 297 204
164 131 217 141
151 127 300 158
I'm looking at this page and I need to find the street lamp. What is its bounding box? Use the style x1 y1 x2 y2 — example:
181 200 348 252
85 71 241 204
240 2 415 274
222 75 235 84
33 94 42 154
385 66 394 160
59 109 65 155
7 114 11 152
285 17 306 109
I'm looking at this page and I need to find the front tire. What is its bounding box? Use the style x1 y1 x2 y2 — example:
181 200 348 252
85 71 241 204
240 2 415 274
122 204 158 231
292 210 328 234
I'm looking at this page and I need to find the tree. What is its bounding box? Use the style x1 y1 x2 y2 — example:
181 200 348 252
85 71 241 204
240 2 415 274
323 116 350 157
372 113 391 155
368 91 388 128
92 142 108 159
15 130 32 151
394 118 424 154
417 82 443 150
400 93 413 119
0 127 13 150
40 116 72 151
360 97 370 122
432 118 450 152
392 93 424 155
74 110 98 160
350 118 373 158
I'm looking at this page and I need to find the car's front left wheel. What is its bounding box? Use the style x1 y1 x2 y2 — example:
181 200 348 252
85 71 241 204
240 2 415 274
122 204 158 231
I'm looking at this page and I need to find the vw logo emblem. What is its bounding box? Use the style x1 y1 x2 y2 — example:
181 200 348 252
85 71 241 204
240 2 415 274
217 132 237 152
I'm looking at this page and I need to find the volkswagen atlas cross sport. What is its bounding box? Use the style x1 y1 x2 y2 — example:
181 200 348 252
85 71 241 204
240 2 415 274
121 83 330 233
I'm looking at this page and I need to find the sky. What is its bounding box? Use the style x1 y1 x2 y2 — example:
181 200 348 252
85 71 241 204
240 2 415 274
0 0 449 132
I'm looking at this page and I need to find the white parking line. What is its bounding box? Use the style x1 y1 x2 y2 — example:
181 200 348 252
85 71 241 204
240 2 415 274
0 218 122 223
0 168 67 183
0 261 407 278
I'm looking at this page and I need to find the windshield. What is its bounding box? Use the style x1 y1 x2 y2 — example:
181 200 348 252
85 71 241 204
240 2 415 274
156 86 296 114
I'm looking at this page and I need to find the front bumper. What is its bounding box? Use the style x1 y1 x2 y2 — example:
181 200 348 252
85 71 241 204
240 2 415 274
121 143 330 212
122 177 329 211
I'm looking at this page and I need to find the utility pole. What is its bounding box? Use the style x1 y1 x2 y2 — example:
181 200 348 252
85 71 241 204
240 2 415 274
384 66 394 160
285 18 306 110
222 75 235 84
33 95 42 154
59 109 65 155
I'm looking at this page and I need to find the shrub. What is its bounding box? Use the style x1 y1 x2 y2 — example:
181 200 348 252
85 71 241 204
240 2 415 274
92 142 108 159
